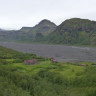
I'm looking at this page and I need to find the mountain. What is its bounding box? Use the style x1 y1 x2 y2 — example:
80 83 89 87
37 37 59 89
0 19 57 42
1 18 96 46
19 19 57 35
15 19 57 41
20 27 33 32
30 19 57 35
47 18 96 46
0 28 4 31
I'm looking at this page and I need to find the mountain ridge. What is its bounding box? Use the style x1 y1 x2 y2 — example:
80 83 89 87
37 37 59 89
0 19 57 41
0 18 96 46
47 18 96 45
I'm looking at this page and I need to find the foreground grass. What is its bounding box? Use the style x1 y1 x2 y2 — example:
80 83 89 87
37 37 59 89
0 45 96 96
1 59 96 96
5 59 92 77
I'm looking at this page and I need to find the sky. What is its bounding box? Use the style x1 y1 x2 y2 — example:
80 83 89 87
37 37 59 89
0 0 96 30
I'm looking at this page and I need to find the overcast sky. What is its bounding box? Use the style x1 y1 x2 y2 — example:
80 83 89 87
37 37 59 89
0 0 96 29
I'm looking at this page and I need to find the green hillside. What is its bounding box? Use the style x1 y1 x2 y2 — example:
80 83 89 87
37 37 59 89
0 46 96 96
29 19 57 35
1 18 96 46
0 19 56 42
18 19 57 41
20 27 33 32
47 18 96 46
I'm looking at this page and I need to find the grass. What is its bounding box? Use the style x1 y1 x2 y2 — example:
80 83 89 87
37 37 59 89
4 59 93 78
1 58 96 96
1 45 96 96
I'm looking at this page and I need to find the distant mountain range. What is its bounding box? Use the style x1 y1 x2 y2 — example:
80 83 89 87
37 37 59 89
0 19 57 41
0 18 96 46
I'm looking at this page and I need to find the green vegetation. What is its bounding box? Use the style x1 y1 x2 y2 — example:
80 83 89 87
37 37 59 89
0 19 56 42
0 46 96 96
1 18 96 46
46 18 96 46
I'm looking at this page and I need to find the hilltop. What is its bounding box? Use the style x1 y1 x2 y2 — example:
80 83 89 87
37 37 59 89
0 19 56 42
20 19 56 35
47 18 96 46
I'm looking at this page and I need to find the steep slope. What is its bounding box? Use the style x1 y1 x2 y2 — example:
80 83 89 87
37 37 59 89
19 19 57 36
13 19 57 41
0 19 57 42
20 27 33 32
26 19 57 41
1 18 96 46
48 18 96 45
0 30 18 41
29 19 57 36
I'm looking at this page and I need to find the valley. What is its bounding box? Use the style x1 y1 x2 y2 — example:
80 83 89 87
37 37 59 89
0 44 96 96
0 0 96 95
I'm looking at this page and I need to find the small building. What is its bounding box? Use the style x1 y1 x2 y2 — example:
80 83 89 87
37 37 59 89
51 58 57 63
81 64 86 66
24 59 37 65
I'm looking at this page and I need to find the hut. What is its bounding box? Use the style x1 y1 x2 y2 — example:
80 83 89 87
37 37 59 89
51 58 57 63
81 64 86 66
24 59 37 65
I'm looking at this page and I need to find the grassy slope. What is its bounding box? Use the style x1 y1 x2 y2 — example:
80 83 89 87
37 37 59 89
3 59 96 96
0 46 96 96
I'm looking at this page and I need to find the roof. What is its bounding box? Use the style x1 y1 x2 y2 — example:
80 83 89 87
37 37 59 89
24 59 37 63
